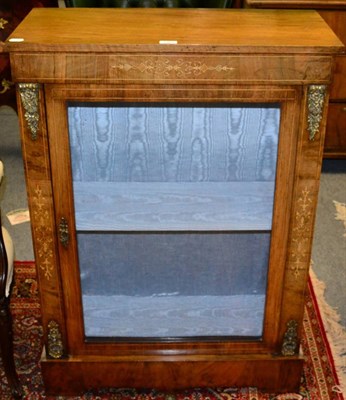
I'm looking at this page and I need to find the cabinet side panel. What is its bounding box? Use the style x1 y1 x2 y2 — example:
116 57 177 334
16 84 68 357
280 85 329 347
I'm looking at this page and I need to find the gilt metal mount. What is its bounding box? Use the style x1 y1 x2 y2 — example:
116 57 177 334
47 320 64 359
0 78 14 94
307 85 326 141
0 18 8 30
281 320 299 356
18 83 40 141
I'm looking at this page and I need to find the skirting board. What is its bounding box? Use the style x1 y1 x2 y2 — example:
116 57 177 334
40 352 304 395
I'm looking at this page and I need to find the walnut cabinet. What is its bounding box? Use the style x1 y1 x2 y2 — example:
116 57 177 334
5 8 343 395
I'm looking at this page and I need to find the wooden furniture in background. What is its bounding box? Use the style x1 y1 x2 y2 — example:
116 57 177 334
5 8 343 395
244 0 346 158
0 0 58 111
321 9 346 157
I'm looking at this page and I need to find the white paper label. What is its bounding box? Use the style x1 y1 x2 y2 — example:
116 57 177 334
159 40 178 45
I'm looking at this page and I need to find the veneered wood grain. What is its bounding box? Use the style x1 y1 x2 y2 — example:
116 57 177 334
279 85 329 344
319 10 346 45
41 354 304 394
16 86 68 356
9 53 335 85
5 8 344 54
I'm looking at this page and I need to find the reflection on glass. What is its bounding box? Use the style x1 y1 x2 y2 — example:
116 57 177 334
67 103 280 339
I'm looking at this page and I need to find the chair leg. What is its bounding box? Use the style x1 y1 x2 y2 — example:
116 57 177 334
0 297 23 399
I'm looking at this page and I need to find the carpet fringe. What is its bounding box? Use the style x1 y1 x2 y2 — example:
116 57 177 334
310 267 346 395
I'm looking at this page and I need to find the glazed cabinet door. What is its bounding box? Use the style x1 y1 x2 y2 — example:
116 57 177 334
44 83 301 358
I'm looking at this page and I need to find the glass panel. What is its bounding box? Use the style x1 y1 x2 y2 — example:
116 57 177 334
67 103 280 339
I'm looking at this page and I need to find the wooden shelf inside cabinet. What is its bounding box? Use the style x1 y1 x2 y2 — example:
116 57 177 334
73 182 275 231
5 8 343 396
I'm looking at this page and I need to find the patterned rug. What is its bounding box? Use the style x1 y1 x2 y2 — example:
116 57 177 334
0 262 344 400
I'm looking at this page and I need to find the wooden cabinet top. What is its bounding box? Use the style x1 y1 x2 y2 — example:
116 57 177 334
5 8 344 54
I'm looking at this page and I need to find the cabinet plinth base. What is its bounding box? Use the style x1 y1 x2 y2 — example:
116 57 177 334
40 353 304 395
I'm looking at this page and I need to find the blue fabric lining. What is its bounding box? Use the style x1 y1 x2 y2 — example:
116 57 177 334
68 104 280 183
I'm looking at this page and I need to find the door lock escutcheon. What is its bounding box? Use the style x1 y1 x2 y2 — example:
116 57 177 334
59 217 69 247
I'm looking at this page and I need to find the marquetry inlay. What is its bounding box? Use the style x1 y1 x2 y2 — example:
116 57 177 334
111 58 235 77
32 186 54 280
289 187 314 279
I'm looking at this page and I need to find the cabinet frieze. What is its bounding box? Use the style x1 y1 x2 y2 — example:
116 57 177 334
10 53 333 84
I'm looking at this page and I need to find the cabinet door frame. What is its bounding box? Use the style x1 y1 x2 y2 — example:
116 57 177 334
44 83 301 357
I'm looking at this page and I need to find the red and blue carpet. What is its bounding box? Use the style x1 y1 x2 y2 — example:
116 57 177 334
0 262 344 400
